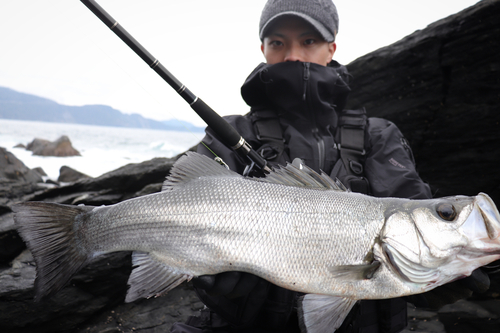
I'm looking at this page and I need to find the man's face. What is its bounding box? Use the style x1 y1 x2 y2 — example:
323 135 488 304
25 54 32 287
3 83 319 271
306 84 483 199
261 16 336 66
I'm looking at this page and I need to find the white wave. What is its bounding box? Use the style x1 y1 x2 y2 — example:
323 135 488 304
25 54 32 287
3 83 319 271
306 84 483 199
0 119 203 180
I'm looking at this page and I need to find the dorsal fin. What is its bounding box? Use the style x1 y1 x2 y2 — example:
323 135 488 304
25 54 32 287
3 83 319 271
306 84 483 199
162 152 240 191
163 152 348 192
259 158 348 191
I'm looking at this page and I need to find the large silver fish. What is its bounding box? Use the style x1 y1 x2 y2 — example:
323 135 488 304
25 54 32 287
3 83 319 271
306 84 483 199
13 152 500 333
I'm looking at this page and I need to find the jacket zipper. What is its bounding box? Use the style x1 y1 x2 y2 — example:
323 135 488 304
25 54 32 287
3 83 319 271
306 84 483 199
303 62 326 171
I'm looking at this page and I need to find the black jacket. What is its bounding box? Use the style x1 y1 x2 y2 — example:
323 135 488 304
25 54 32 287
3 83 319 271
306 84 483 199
199 61 431 199
195 61 432 332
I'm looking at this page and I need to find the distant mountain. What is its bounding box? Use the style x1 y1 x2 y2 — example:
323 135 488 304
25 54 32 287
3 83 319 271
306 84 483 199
0 86 205 132
161 119 206 132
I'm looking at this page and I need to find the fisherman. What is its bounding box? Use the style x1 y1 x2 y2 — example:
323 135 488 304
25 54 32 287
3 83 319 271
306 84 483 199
171 0 488 332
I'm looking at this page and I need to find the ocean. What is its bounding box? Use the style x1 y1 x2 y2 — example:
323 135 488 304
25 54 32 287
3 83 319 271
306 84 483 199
0 119 205 180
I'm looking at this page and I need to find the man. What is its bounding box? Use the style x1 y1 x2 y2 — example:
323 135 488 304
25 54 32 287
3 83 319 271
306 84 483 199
171 0 486 332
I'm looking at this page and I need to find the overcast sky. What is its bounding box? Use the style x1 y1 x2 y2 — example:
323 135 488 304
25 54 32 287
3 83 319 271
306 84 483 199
0 0 480 127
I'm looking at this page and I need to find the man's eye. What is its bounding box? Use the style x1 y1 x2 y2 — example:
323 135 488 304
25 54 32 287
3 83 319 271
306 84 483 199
270 40 283 47
304 39 316 45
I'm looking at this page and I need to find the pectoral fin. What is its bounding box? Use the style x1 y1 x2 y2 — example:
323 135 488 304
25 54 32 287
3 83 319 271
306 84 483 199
298 294 357 333
126 251 193 303
329 260 381 280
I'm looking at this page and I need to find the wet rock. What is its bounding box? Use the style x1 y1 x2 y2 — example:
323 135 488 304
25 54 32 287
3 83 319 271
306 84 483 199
28 156 176 206
131 182 163 198
403 305 446 333
0 147 42 184
0 206 25 266
438 299 500 333
345 0 500 205
0 250 133 333
0 229 24 265
0 147 44 206
74 284 200 333
27 135 81 157
31 167 47 177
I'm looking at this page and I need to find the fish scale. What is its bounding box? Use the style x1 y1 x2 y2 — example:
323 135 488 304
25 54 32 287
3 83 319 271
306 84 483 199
77 174 385 295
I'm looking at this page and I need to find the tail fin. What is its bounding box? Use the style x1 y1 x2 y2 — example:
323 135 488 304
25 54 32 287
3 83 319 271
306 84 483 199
12 202 94 301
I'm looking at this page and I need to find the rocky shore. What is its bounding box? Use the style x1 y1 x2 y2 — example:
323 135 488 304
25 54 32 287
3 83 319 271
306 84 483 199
1 1 499 332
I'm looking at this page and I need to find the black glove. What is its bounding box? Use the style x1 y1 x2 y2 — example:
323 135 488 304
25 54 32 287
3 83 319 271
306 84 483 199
406 268 490 310
457 268 490 293
193 272 264 299
192 272 271 327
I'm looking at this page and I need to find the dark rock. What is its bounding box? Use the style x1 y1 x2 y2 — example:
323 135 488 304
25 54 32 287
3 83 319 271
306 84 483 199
29 156 176 206
27 135 81 157
0 250 133 333
0 229 24 265
403 305 446 333
0 207 28 269
31 167 47 177
0 181 43 207
73 284 200 333
58 165 91 183
131 182 163 198
14 143 26 149
0 147 42 184
345 0 500 204
438 299 500 333
0 147 44 206
44 179 60 187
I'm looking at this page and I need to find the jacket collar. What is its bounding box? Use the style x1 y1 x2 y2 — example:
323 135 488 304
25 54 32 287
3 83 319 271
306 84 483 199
241 61 351 129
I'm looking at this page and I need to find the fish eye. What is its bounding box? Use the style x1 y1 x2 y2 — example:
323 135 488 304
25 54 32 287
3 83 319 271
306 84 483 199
437 203 457 221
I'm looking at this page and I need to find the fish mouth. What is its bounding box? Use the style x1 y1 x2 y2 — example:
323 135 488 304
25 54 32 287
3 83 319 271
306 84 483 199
461 193 500 253
476 193 500 240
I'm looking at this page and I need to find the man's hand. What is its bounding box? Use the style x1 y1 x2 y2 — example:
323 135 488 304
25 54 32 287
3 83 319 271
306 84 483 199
193 272 264 299
192 272 271 327
406 268 490 310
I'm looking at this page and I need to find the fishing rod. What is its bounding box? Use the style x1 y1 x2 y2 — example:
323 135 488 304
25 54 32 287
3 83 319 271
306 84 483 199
80 0 271 175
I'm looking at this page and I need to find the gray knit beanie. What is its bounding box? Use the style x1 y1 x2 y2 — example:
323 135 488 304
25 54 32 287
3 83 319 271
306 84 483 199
259 0 339 42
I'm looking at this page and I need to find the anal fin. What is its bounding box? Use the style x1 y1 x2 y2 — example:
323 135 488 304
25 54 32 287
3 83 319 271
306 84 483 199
126 251 192 303
298 294 357 333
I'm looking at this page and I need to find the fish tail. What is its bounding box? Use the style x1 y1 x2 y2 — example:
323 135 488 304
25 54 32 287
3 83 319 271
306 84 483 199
12 202 94 301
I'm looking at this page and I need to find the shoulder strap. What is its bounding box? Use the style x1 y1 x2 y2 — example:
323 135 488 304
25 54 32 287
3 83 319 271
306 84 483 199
339 108 366 167
251 108 289 165
335 109 370 194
